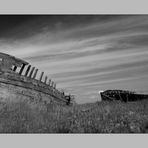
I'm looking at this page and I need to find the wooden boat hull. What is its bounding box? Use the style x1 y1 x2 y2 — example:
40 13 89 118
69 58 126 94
0 71 67 105
100 90 148 102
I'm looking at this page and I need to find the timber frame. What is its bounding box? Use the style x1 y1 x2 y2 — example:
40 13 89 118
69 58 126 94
0 52 75 105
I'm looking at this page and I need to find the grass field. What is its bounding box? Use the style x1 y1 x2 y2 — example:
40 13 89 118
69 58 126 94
0 99 148 133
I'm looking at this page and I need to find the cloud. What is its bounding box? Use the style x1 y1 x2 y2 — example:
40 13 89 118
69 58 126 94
1 15 148 103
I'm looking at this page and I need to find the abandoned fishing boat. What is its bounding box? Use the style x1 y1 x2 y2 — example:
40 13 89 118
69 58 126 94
99 90 148 102
0 52 75 105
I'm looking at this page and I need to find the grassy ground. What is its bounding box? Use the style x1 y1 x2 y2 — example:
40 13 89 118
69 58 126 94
0 99 148 133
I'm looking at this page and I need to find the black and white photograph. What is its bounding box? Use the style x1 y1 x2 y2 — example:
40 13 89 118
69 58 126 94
0 14 148 134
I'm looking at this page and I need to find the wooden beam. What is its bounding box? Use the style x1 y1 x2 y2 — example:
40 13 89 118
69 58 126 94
44 76 48 84
19 63 25 75
13 66 17 72
51 81 54 87
54 83 56 89
48 79 51 86
29 67 35 78
25 65 31 76
39 72 44 81
32 68 38 79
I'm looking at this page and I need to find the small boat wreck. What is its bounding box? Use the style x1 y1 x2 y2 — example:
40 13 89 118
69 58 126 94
0 52 75 105
99 89 148 102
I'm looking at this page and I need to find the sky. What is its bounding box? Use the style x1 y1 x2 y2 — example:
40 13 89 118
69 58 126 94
0 15 148 104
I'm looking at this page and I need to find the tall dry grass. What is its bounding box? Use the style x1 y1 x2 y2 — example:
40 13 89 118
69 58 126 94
0 99 148 133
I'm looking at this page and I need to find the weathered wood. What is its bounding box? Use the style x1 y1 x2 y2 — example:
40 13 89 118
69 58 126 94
51 81 54 87
29 67 35 78
54 83 56 89
48 79 51 86
0 52 72 105
25 65 31 76
13 66 17 72
0 74 67 103
39 72 44 81
44 76 48 84
0 52 28 65
32 68 38 79
19 63 25 75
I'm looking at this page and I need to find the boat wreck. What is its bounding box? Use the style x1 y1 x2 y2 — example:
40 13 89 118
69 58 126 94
0 52 75 105
99 89 148 102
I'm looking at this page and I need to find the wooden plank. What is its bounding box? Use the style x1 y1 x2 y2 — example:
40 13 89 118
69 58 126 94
32 68 38 79
0 75 67 103
29 67 35 78
13 66 17 72
48 79 51 86
25 65 31 76
39 72 44 81
51 81 54 87
19 63 26 75
54 83 56 89
44 76 48 84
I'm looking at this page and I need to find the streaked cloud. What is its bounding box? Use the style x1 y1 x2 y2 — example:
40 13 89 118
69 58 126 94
0 15 148 103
